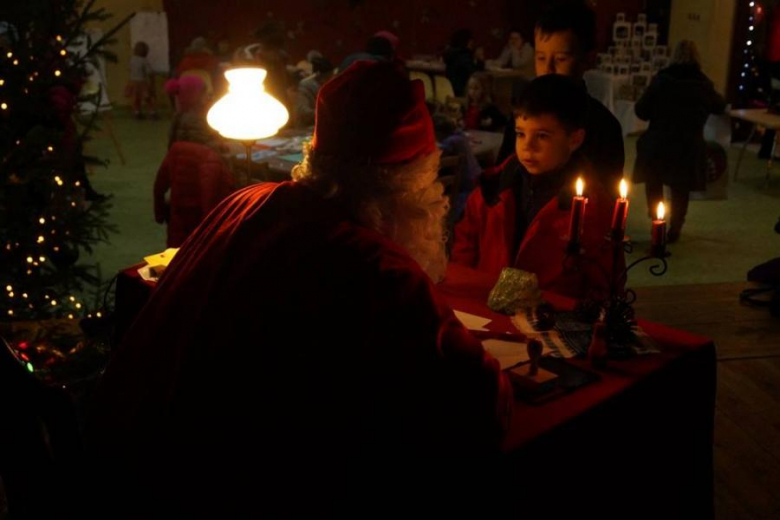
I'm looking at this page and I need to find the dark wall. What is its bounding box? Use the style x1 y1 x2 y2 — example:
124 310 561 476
163 0 645 67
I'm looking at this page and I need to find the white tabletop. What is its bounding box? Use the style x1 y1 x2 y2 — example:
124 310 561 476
729 108 780 130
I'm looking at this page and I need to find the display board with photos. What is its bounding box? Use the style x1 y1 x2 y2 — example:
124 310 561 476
597 13 669 102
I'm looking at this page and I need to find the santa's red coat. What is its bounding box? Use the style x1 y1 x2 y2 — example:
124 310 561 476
451 157 623 300
91 181 511 515
153 141 234 247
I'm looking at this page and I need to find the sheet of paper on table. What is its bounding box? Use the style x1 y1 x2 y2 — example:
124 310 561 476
453 310 491 331
482 338 555 370
255 137 290 147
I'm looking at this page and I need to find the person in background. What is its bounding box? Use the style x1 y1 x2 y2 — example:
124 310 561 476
295 56 335 127
433 113 481 220
249 20 291 104
175 37 219 84
164 75 221 150
339 32 397 71
496 28 534 77
496 2 624 191
126 41 157 119
294 49 324 78
633 40 726 243
443 28 485 97
463 72 507 132
90 61 511 516
452 74 620 299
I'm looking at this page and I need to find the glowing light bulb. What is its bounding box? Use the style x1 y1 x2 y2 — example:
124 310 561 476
39 217 45 224
56 35 63 42
37 236 44 244
0 79 4 86
1 103 7 110
75 303 82 309
5 286 11 292
13 60 18 66
207 68 289 140
54 70 61 77
96 311 102 318
6 52 11 58
51 300 57 306
38 256 45 262
8 292 14 297
7 310 13 316
60 49 67 56
47 146 53 152
22 293 27 298
26 257 33 263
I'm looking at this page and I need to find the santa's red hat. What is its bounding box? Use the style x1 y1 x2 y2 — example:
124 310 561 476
311 60 435 165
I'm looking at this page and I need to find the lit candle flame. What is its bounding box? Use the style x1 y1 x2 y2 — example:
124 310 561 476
656 202 665 221
575 177 584 197
619 179 628 199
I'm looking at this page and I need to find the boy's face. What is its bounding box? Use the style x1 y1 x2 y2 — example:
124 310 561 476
515 113 585 175
467 78 484 103
534 29 584 78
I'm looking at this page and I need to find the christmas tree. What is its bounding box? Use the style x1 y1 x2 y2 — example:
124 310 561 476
0 1 130 323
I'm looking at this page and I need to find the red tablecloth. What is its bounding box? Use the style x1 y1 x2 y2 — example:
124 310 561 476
439 263 715 518
115 261 716 517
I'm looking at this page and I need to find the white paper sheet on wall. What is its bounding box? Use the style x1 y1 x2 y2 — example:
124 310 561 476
130 11 170 74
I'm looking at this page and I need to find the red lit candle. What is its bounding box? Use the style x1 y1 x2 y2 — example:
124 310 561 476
651 202 666 256
611 179 629 240
568 177 587 246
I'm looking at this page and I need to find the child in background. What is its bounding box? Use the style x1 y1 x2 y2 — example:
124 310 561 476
463 72 507 132
164 75 221 150
432 113 481 220
126 41 157 119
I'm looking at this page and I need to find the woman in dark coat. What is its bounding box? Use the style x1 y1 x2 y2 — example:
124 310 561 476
633 40 726 242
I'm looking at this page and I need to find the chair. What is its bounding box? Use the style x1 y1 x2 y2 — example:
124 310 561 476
410 71 434 102
180 68 214 97
433 75 455 105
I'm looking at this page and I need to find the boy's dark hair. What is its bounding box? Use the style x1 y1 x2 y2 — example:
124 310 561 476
515 74 588 131
366 35 394 58
535 2 596 55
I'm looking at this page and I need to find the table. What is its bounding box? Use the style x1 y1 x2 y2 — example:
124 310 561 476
729 108 780 184
115 260 716 516
439 263 716 517
464 129 503 164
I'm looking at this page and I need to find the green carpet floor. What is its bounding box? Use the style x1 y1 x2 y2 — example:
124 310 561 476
85 110 780 288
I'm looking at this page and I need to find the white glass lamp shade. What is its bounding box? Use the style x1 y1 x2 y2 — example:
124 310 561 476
207 68 289 140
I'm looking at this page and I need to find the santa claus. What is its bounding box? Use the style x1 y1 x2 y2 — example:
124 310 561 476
88 60 512 516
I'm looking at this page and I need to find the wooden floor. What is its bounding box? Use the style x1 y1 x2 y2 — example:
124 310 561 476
634 283 780 520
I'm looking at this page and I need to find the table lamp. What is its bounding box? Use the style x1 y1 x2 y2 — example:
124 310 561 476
207 67 289 185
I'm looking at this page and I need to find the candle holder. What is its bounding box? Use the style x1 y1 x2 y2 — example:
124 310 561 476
563 233 669 357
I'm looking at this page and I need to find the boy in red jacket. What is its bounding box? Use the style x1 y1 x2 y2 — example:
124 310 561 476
451 74 621 299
